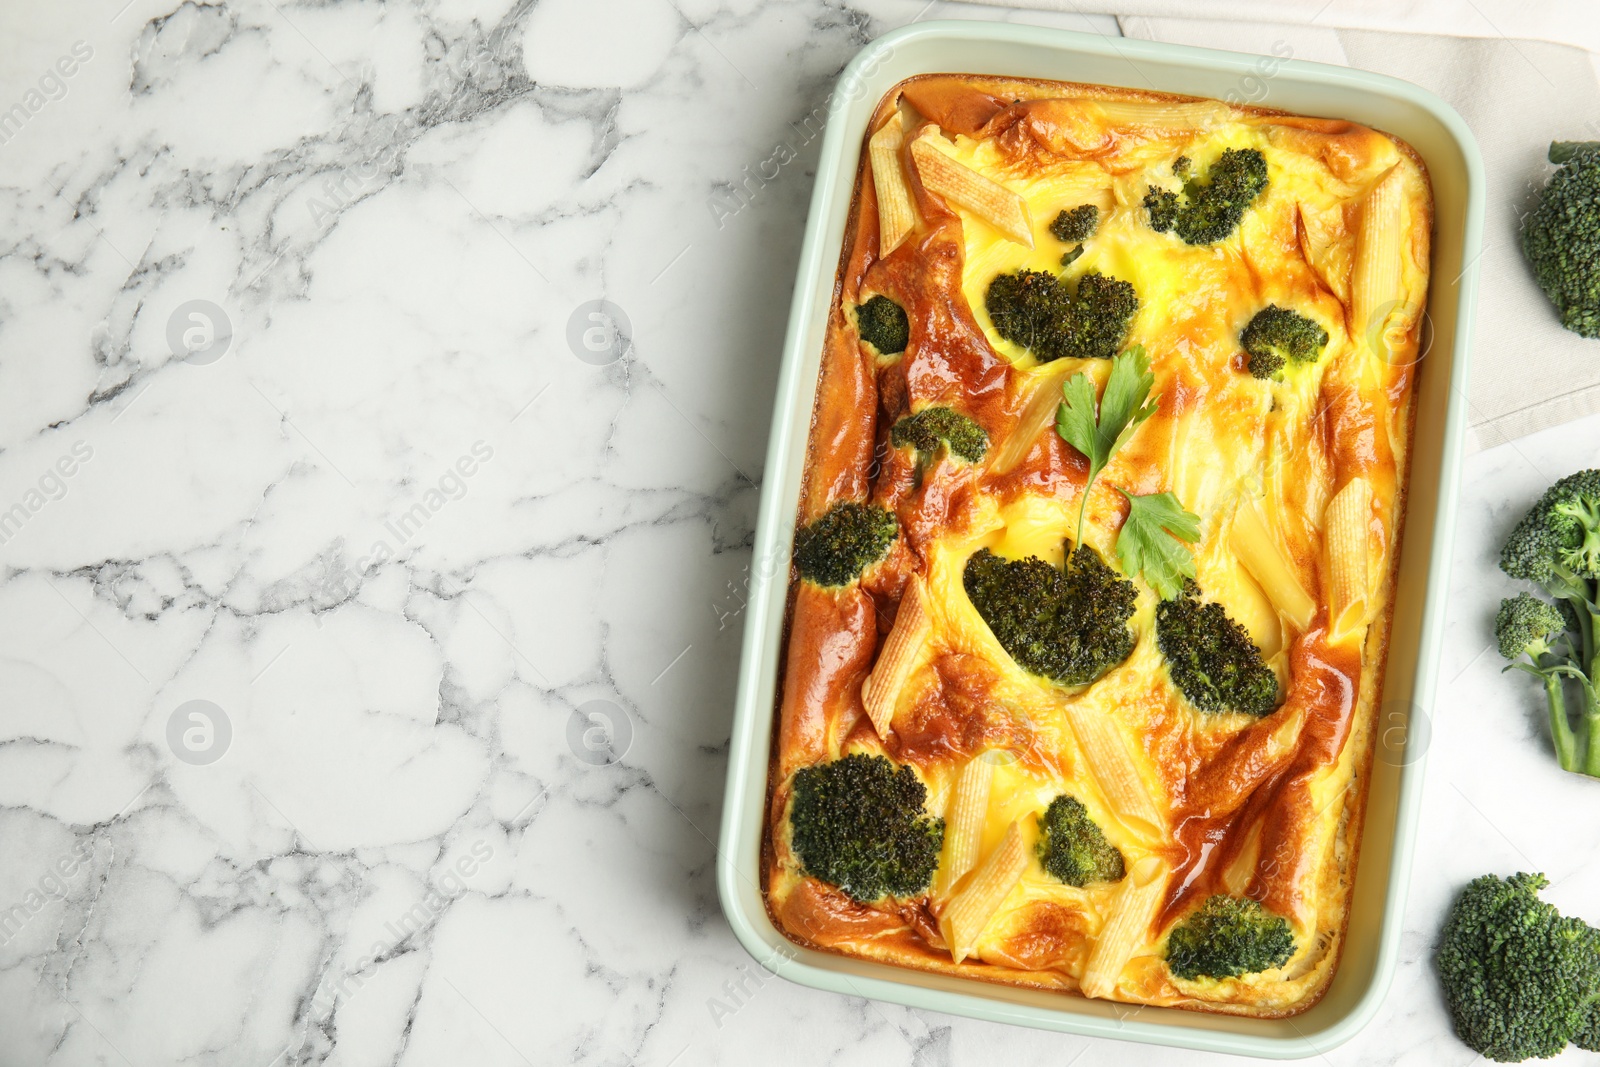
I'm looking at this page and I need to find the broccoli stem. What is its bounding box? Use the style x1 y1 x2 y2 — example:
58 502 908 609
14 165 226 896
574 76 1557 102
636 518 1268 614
1544 671 1580 773
1583 600 1600 777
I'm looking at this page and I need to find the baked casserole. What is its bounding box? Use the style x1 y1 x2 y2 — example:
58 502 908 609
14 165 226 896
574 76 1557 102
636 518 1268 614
762 74 1431 1017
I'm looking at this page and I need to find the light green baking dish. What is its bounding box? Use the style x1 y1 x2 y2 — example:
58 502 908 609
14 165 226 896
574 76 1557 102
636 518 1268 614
717 19 1482 1057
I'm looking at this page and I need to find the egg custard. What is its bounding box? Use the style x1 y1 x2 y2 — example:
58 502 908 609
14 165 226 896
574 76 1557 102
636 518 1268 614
763 74 1431 1017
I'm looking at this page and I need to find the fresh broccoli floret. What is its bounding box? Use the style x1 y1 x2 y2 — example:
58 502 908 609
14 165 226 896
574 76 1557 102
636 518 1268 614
793 502 897 587
1166 895 1296 981
1522 142 1600 338
1575 1004 1600 1052
1036 794 1124 887
1496 593 1566 662
890 406 989 464
1497 471 1600 777
1156 583 1278 717
1500 469 1600 589
1241 305 1330 379
1435 873 1600 1062
984 269 1139 362
788 753 945 903
963 543 1137 686
1142 148 1269 245
1049 204 1099 243
856 295 910 355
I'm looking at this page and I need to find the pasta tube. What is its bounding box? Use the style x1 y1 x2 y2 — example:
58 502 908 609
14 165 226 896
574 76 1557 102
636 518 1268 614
1063 703 1164 840
1230 500 1317 633
1324 476 1373 645
1352 167 1409 362
860 577 931 736
910 133 1033 248
1081 855 1169 1000
932 754 997 900
940 819 1027 964
869 113 916 257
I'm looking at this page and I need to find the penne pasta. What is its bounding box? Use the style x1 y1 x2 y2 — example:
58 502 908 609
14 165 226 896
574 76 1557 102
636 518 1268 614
940 819 1027 963
1352 168 1410 362
1230 500 1318 633
1063 703 1164 841
1092 99 1228 130
1081 855 1169 1000
1220 821 1263 897
932 754 997 900
869 112 917 258
910 132 1033 248
1324 476 1373 645
861 578 931 737
991 363 1074 474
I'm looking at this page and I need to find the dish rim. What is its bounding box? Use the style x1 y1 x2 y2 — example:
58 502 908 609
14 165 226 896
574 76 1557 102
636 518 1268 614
716 18 1483 1057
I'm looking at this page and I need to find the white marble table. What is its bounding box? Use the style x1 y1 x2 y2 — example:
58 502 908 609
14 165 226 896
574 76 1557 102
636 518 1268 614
2 1 1597 1064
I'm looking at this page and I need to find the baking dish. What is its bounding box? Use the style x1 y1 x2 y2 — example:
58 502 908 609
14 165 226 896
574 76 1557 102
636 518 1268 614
717 19 1481 1056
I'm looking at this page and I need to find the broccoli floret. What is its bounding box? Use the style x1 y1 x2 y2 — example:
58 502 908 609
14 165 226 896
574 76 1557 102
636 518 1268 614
1036 794 1124 886
1241 305 1330 380
793 502 897 587
1156 583 1279 717
1435 873 1600 1062
856 295 910 355
1172 155 1192 175
1575 1003 1600 1052
1522 142 1600 338
984 269 1139 363
890 406 989 464
1143 148 1269 245
788 753 945 903
1049 204 1099 243
1496 593 1565 661
1498 471 1600 777
963 543 1137 686
1500 469 1600 588
1166 895 1296 981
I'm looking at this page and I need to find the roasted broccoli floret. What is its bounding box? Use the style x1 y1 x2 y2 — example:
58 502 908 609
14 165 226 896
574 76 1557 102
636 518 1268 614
1241 305 1330 379
1143 148 1269 245
793 502 897 587
1435 872 1600 1062
984 269 1139 362
1522 142 1600 338
856 295 910 355
1156 583 1278 717
1166 895 1296 981
890 406 989 464
788 753 945 903
1498 470 1600 777
1049 204 1099 243
1036 794 1124 887
963 543 1137 686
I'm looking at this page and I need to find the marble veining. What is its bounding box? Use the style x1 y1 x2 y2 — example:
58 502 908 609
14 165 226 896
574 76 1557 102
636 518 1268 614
0 0 1596 1064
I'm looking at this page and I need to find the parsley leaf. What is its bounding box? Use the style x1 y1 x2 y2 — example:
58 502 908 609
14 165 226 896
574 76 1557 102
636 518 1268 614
1056 345 1158 548
1115 489 1201 600
1055 345 1201 594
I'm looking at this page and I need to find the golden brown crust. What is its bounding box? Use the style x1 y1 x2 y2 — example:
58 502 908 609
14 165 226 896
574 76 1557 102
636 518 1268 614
766 73 1430 1017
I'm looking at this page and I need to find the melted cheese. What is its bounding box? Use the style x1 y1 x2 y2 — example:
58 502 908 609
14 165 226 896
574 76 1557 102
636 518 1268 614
767 76 1429 1018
